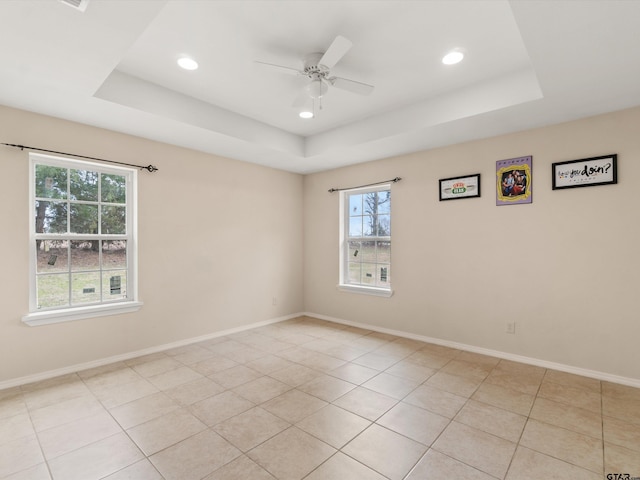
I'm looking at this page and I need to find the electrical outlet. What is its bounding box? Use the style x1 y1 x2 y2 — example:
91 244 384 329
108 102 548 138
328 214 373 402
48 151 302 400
506 322 516 334
272 297 277 306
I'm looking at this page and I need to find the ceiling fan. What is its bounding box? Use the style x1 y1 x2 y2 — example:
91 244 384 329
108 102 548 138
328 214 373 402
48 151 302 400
256 35 375 113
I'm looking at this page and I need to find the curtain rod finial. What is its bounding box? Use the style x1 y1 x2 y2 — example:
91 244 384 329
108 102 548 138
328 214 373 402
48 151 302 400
144 165 158 173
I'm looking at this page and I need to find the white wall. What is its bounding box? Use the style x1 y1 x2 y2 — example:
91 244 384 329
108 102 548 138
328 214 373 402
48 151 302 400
304 106 640 381
0 105 304 383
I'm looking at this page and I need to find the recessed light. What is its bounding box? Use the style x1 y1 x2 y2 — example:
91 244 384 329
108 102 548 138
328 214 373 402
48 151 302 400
177 57 199 71
442 50 464 65
299 111 314 119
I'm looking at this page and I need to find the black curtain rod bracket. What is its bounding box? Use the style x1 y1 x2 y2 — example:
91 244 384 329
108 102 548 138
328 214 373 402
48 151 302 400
328 176 401 193
2 143 158 173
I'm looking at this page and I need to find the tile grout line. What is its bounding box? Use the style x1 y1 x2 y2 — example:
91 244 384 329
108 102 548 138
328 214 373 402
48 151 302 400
411 356 517 480
22 387 56 480
398 354 461 480
79 371 161 480
501 366 548 480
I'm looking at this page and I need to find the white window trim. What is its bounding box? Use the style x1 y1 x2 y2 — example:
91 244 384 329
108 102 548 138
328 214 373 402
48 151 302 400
22 301 143 326
24 153 141 326
336 283 393 297
338 184 393 297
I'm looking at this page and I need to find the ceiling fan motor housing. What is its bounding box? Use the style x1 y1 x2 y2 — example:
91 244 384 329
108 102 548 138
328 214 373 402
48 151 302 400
303 53 331 98
303 53 330 77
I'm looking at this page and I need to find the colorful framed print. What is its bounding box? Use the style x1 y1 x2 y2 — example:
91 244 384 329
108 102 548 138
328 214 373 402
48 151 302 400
496 156 532 205
552 154 617 190
439 174 481 201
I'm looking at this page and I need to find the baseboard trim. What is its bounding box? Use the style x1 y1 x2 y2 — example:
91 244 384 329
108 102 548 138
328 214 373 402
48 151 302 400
3 311 639 390
304 312 640 389
0 312 303 390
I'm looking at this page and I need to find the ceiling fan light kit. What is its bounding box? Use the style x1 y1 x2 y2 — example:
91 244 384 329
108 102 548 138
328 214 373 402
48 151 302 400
306 77 329 99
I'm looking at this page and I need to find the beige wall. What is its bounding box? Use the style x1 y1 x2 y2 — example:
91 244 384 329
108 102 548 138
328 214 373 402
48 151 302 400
304 106 640 381
0 105 304 383
2 103 639 385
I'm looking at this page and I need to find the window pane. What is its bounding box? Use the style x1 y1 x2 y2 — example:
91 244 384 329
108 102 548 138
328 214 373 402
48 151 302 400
377 214 391 236
71 272 101 305
363 192 376 215
348 241 361 262
37 240 68 273
377 265 391 287
103 240 127 269
37 274 69 309
101 205 126 234
361 240 376 262
361 263 376 285
103 270 127 300
35 165 67 199
377 191 391 214
377 241 391 263
35 201 67 234
348 262 361 284
364 192 389 215
70 169 98 201
70 204 98 234
349 194 362 216
70 240 99 271
101 174 126 204
363 214 374 236
349 217 363 237
363 213 391 236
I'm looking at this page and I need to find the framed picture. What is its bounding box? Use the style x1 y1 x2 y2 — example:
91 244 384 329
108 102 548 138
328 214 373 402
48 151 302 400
496 156 532 205
439 174 481 201
552 154 617 190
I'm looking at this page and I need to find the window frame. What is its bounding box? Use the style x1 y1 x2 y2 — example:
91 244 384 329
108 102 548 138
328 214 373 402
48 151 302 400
23 154 142 326
338 184 393 297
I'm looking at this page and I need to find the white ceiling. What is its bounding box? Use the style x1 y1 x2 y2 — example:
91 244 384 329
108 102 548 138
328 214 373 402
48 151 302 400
1 0 639 174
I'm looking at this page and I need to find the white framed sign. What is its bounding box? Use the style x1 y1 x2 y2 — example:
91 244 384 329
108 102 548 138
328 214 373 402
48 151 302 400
439 174 481 201
552 154 617 190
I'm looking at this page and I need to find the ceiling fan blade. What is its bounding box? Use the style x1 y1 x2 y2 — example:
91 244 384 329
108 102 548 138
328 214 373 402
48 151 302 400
254 60 302 76
329 77 375 96
319 35 353 69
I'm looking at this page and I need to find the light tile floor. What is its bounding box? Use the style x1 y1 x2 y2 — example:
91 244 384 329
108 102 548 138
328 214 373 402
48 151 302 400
1 316 639 479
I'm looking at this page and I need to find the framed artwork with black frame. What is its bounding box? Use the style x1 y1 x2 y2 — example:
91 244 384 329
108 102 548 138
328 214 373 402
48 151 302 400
439 174 481 201
552 154 617 190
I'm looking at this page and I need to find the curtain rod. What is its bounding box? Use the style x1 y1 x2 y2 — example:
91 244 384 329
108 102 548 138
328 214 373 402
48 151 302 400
328 177 401 193
1 143 159 172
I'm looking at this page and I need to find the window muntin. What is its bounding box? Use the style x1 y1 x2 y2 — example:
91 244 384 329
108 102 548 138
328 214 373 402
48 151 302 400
29 154 137 316
341 186 391 292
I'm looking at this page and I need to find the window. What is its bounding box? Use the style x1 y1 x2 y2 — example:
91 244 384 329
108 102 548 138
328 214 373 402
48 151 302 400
24 154 141 325
339 185 392 296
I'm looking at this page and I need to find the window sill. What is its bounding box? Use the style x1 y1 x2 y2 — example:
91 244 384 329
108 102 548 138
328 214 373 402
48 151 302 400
22 301 143 326
337 284 393 298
